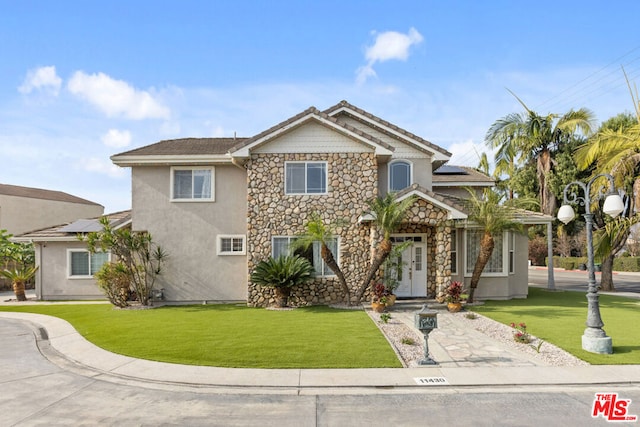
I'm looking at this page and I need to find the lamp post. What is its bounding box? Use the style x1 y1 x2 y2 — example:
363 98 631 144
557 173 624 354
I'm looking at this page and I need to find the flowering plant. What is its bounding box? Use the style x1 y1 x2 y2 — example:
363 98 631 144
444 281 464 303
510 322 532 343
372 282 389 302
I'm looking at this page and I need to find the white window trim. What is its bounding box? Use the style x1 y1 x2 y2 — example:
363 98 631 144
388 159 413 192
509 232 516 274
170 166 215 202
450 229 458 275
284 161 328 195
271 235 338 277
217 235 246 256
67 249 111 279
463 229 509 278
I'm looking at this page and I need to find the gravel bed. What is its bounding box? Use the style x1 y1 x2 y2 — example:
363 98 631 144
368 310 589 367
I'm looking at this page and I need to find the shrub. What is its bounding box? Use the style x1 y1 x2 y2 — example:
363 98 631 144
94 262 130 308
250 255 315 307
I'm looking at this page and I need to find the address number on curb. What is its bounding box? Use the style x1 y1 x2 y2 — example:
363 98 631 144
414 377 449 385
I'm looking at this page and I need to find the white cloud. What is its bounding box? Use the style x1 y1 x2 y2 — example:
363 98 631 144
447 139 494 168
82 157 128 178
357 28 424 84
101 129 132 148
67 71 170 120
18 66 62 95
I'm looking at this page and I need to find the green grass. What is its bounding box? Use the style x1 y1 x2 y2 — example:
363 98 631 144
469 287 640 364
0 304 401 369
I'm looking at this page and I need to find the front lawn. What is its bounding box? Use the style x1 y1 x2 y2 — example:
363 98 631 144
469 287 640 365
0 304 402 368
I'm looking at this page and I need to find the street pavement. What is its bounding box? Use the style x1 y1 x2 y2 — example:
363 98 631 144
1 274 639 426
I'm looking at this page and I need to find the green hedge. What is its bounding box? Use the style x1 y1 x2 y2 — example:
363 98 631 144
548 256 640 272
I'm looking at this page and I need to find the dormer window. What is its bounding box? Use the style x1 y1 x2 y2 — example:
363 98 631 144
389 160 412 192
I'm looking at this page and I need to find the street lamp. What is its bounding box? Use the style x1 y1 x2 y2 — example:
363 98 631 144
557 173 624 354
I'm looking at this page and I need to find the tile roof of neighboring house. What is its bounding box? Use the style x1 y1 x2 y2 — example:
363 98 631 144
113 137 246 157
324 100 452 159
229 106 395 154
432 166 495 185
14 210 132 241
0 183 102 206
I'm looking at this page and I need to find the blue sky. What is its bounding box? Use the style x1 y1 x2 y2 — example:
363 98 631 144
2 1 640 214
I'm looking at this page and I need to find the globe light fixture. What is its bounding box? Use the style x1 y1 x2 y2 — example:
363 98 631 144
557 173 624 355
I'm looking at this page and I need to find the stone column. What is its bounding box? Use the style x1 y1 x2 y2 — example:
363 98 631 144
434 221 452 300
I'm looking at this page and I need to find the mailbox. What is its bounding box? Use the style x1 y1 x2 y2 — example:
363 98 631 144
414 305 438 365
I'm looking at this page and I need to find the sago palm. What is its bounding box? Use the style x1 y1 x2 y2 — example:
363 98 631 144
250 255 315 307
0 265 38 301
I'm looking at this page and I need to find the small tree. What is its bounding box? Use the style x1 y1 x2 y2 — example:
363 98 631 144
0 229 37 300
354 193 416 302
295 212 351 304
250 255 315 307
85 217 168 306
465 188 526 303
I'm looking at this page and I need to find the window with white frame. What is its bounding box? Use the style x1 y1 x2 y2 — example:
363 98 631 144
465 230 505 275
285 162 327 194
171 167 214 201
450 229 457 274
389 160 412 192
509 232 515 274
218 235 246 255
68 250 109 278
272 236 338 276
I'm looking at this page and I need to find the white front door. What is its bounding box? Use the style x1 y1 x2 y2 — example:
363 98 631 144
393 240 428 298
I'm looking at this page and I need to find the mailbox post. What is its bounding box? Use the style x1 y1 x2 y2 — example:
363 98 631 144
414 305 438 365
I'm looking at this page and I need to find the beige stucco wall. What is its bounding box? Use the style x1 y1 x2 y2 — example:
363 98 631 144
34 241 106 300
131 164 247 302
378 157 433 197
452 230 530 300
0 195 103 236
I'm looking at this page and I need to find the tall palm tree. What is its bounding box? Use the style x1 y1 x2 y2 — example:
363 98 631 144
575 111 639 291
354 193 416 302
464 188 525 303
486 91 595 215
295 212 351 304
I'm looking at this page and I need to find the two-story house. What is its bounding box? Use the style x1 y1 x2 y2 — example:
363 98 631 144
107 100 550 306
19 101 551 303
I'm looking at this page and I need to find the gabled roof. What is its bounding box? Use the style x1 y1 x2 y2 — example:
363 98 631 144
111 138 244 166
432 165 495 187
229 106 394 158
324 100 452 163
0 183 102 206
395 184 468 220
13 210 132 242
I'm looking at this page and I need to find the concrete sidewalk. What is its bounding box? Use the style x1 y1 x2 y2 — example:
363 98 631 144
1 290 639 392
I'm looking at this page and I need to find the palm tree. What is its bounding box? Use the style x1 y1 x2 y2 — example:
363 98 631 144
1 265 38 301
575 112 639 291
486 91 595 215
464 188 525 303
294 212 351 304
250 255 315 307
354 193 416 302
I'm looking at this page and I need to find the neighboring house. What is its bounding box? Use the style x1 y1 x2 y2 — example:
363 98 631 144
0 183 104 236
108 100 551 306
13 211 130 300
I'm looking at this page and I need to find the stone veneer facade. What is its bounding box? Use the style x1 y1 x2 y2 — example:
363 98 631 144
246 153 454 306
246 152 377 307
